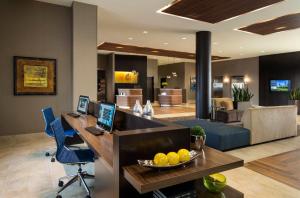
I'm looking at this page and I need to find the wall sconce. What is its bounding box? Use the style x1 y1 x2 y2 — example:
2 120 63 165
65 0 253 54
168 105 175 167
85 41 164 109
223 76 230 83
244 76 251 84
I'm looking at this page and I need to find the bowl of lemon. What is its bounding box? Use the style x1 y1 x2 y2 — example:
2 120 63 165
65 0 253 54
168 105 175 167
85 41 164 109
203 173 227 193
138 149 200 169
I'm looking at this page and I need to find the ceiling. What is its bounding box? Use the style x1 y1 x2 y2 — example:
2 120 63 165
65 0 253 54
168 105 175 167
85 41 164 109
38 0 300 61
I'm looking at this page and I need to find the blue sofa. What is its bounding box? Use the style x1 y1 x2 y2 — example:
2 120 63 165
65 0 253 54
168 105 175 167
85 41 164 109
175 119 250 151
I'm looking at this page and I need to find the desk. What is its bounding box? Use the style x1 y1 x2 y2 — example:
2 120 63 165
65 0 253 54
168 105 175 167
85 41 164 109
62 109 244 198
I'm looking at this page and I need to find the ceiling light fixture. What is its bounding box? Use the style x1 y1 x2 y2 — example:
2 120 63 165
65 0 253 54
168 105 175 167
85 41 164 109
163 42 168 45
213 42 218 45
261 50 265 53
116 46 123 49
181 37 187 40
151 50 159 53
128 37 133 40
143 31 148 34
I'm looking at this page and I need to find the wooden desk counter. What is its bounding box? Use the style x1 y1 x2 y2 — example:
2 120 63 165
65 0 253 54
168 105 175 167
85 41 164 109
62 114 113 167
123 147 243 194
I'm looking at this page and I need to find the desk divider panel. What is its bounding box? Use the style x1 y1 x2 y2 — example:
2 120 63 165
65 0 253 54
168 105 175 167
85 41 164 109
113 110 190 197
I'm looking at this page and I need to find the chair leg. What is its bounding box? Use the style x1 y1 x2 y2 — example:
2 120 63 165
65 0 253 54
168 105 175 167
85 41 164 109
79 174 91 196
57 175 78 194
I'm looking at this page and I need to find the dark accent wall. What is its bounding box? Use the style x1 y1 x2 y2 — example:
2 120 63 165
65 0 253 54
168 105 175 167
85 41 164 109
114 55 147 104
158 63 186 88
0 0 72 135
259 51 300 106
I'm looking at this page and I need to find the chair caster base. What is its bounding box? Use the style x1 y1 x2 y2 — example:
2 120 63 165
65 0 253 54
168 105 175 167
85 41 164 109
56 195 62 198
58 180 64 187
45 152 50 157
51 158 55 162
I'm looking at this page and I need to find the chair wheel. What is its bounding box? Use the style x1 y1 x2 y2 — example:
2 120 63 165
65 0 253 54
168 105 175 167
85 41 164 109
86 196 91 198
45 152 50 157
56 195 62 198
51 158 55 162
58 180 64 187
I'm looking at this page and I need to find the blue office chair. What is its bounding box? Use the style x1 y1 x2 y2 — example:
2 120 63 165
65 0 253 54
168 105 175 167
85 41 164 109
51 118 95 198
41 107 79 162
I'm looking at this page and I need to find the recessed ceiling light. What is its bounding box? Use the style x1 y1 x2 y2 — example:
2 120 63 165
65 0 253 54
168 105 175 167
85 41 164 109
213 42 218 45
128 37 133 40
181 37 187 40
275 26 286 30
151 50 159 53
116 46 123 49
261 50 265 53
143 31 148 34
163 42 168 45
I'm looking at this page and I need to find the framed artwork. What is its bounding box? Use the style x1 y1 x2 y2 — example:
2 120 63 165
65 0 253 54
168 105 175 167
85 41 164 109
14 56 56 95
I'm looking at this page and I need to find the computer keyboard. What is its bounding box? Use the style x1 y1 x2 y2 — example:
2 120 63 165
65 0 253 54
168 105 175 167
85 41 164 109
67 112 80 118
85 126 104 136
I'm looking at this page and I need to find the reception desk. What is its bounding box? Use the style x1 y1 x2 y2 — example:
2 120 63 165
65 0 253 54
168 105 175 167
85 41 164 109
158 88 183 106
116 89 142 108
62 107 244 198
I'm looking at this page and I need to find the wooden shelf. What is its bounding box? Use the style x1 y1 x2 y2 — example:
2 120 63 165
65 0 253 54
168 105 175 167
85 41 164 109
123 147 243 194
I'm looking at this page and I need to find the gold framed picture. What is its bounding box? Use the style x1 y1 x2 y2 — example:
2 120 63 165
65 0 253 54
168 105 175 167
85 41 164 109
14 56 56 95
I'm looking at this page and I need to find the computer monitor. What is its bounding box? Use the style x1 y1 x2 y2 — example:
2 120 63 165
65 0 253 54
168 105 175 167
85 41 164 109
97 102 116 132
77 95 90 114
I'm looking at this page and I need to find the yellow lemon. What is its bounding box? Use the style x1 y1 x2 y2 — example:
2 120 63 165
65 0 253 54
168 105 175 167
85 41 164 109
177 149 190 162
167 152 180 165
209 173 226 183
153 153 168 166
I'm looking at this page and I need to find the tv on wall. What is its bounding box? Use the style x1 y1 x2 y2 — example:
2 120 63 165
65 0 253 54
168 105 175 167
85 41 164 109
270 80 291 92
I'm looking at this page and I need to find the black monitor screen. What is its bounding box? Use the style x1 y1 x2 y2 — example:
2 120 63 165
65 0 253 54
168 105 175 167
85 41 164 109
77 95 90 114
97 103 116 132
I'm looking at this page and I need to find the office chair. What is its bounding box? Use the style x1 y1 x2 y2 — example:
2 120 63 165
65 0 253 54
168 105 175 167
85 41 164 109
41 107 80 162
51 118 95 198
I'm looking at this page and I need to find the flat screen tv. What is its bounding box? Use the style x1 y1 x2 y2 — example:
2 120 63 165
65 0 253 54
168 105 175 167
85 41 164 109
270 80 291 92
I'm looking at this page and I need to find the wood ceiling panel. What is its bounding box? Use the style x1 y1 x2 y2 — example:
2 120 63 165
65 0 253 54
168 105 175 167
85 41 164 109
238 13 300 35
97 42 230 61
160 0 283 24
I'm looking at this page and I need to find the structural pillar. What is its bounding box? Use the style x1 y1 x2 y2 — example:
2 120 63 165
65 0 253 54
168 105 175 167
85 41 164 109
195 31 212 119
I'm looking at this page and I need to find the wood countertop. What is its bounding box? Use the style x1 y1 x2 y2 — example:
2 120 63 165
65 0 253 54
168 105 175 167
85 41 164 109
62 113 114 167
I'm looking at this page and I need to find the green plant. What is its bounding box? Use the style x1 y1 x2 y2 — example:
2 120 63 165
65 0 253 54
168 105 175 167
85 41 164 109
191 125 205 137
232 85 254 102
289 88 300 100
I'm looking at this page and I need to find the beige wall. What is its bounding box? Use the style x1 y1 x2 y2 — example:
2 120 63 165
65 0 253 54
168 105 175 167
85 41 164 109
0 0 72 135
212 57 259 105
72 2 98 109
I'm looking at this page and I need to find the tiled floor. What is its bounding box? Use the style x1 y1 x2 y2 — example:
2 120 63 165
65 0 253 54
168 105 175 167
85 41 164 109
1 131 300 198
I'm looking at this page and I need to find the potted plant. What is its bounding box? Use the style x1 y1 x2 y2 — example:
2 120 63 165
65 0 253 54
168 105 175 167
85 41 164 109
232 85 254 111
289 88 300 115
191 125 206 151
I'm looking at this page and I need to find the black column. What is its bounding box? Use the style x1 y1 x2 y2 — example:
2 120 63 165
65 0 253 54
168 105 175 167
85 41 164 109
195 31 211 119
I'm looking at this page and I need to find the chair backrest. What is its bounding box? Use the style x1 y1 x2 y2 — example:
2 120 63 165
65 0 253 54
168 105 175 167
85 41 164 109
41 107 55 136
50 118 65 151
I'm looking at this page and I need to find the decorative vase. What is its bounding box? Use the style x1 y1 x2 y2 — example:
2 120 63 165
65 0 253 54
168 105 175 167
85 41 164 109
143 100 154 117
194 135 206 151
133 100 143 115
237 101 251 111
